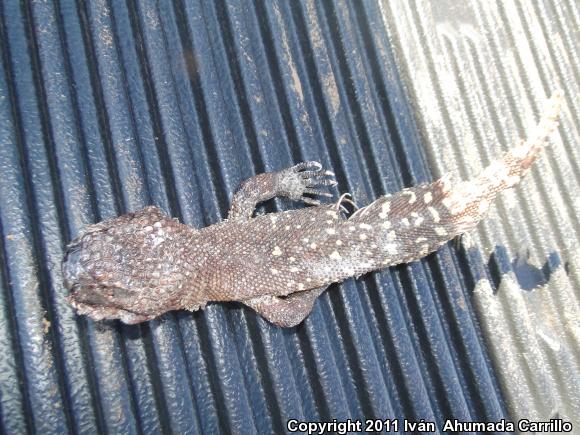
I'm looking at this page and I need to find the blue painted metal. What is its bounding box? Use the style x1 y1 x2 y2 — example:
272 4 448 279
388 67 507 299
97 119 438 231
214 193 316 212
0 0 509 433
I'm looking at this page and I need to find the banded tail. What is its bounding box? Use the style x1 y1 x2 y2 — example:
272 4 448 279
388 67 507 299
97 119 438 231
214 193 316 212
340 91 563 272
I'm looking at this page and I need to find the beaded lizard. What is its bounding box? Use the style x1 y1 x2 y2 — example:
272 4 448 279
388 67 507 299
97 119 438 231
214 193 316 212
63 92 562 327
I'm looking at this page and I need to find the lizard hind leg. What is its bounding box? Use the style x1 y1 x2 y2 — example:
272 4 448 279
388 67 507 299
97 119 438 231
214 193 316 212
242 287 327 327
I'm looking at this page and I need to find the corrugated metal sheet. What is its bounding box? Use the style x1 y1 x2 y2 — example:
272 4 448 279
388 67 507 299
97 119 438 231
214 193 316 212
378 0 579 428
6 0 575 432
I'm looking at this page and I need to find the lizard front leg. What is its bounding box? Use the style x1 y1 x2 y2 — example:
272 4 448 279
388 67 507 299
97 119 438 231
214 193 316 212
228 162 336 220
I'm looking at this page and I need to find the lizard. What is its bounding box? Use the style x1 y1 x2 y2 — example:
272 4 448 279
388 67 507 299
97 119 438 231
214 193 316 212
63 91 563 327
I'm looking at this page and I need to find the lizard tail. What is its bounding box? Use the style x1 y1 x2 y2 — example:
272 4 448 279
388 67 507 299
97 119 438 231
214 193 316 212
441 89 562 234
345 90 563 267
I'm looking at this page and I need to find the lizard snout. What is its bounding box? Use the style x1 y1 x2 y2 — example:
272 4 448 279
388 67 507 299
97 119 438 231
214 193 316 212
62 240 85 291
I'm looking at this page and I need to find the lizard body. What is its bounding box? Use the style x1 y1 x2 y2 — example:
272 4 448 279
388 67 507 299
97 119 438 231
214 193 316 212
63 92 562 327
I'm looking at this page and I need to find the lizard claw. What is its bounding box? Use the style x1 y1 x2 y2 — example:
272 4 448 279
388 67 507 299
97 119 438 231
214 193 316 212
303 188 333 197
302 197 322 206
280 161 337 205
292 161 322 172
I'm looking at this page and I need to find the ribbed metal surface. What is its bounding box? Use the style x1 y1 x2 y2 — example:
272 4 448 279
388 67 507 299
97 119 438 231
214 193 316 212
0 0 518 433
379 0 579 428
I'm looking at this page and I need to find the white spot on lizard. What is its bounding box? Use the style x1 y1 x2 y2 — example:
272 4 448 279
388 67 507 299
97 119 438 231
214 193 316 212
379 202 391 219
428 207 440 222
404 190 417 203
330 250 342 260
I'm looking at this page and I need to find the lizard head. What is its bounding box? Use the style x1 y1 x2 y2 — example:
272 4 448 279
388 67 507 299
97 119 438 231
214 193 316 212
63 207 204 324
63 234 157 324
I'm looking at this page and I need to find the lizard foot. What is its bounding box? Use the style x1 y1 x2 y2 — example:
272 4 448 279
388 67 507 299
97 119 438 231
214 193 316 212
279 161 337 206
243 286 327 327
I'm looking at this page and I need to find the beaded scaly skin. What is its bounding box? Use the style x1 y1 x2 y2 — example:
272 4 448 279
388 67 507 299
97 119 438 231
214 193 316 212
63 92 562 327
